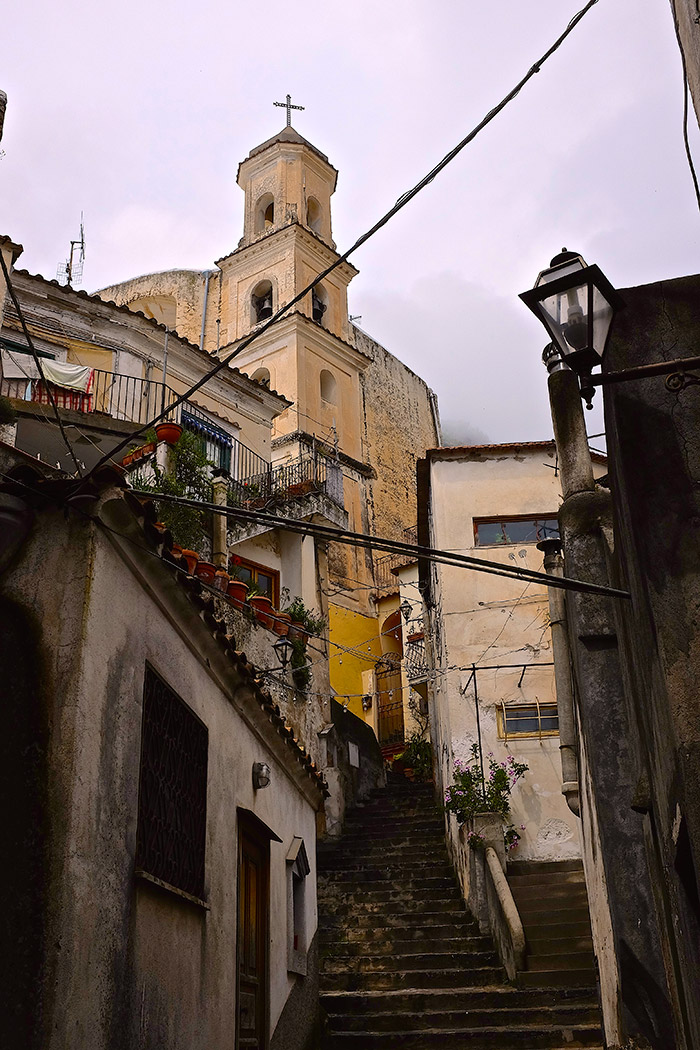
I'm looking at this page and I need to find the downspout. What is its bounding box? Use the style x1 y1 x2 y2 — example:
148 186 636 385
200 270 213 352
538 536 580 816
429 390 442 447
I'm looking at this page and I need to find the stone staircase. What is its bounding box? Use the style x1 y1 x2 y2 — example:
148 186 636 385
317 772 603 1049
508 860 597 989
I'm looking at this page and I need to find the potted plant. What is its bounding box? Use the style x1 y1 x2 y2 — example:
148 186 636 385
155 421 183 446
213 568 230 592
397 733 434 783
283 595 326 644
444 743 528 853
248 586 275 628
195 560 217 585
272 609 292 637
130 430 212 552
180 549 199 574
227 555 249 606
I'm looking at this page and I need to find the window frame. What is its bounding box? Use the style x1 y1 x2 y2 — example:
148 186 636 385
231 554 280 605
497 700 559 741
473 514 560 547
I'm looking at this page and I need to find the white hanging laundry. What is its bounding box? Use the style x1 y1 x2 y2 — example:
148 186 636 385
41 360 93 392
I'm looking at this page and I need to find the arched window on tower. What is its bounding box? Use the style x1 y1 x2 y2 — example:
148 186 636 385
251 366 271 388
320 368 337 404
312 283 328 325
251 280 273 324
307 197 322 235
255 194 275 234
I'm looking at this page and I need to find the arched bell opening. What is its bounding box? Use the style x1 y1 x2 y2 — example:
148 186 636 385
251 280 274 324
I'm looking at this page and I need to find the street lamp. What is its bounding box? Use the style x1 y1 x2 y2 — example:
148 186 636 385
519 249 625 408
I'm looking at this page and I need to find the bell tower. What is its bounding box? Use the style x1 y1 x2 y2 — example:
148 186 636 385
236 125 337 251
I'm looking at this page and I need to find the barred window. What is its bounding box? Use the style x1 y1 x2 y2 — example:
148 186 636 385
136 665 209 900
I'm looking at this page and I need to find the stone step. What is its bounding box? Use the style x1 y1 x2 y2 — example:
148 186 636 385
526 950 596 973
508 859 584 875
322 932 490 955
507 870 586 889
318 867 456 884
326 1002 602 1033
525 919 592 941
321 911 478 931
514 897 591 920
320 844 447 865
510 881 589 903
524 933 594 955
320 832 446 852
322 964 505 992
320 985 599 1015
518 968 597 989
321 949 499 975
321 1023 603 1049
319 887 465 910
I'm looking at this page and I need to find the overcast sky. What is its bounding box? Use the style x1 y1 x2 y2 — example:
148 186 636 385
2 0 699 445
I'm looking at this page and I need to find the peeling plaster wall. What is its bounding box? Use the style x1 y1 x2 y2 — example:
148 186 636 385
424 447 583 864
353 325 440 543
0 493 321 1050
97 269 212 350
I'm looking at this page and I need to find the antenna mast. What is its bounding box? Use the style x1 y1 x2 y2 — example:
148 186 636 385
57 214 86 288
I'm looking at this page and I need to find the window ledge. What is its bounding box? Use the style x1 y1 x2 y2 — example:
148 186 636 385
135 869 210 911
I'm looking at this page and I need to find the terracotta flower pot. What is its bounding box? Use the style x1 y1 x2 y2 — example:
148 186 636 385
288 621 309 645
227 579 248 607
181 549 199 574
272 610 291 637
213 569 230 592
155 421 183 446
249 594 274 629
122 453 134 467
195 561 217 585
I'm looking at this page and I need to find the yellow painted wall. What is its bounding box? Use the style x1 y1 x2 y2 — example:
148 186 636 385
328 603 382 719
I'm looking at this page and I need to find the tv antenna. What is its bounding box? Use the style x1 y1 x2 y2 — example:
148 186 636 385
57 214 85 287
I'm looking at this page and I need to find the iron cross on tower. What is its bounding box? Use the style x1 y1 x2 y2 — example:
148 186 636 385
273 93 304 127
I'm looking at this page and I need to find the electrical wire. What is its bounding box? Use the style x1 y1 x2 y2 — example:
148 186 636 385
0 254 83 475
129 488 630 599
78 0 603 483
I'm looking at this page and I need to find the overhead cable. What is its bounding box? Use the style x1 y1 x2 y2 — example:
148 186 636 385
130 489 630 600
79 0 603 483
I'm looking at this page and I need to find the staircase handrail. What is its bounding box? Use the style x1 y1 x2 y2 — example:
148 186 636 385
484 846 526 979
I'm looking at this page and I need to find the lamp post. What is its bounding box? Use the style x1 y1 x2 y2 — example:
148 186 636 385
519 249 624 408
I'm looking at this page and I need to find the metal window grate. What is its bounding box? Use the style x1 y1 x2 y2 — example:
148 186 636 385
136 665 209 900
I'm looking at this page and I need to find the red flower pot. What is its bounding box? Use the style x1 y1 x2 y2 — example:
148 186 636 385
227 579 248 607
272 610 291 637
213 569 230 592
181 549 199 574
288 621 309 645
155 421 183 446
249 594 275 629
195 561 217 585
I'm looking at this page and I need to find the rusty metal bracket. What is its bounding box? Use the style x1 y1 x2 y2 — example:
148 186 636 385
665 371 700 393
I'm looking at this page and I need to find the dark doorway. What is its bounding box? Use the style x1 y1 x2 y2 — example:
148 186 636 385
237 814 270 1049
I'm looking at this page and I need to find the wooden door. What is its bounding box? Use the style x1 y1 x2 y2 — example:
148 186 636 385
237 817 269 1050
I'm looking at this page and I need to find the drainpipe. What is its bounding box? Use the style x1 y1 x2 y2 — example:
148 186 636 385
200 270 213 352
538 536 580 816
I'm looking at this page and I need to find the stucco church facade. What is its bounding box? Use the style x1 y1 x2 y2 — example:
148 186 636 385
98 122 441 736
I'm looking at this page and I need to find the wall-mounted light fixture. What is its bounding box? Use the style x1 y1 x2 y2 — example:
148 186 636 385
362 694 373 712
272 636 295 672
252 761 271 790
519 249 624 408
399 598 413 623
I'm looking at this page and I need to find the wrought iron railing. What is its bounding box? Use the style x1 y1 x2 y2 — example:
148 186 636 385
0 365 180 425
227 452 344 511
181 402 268 479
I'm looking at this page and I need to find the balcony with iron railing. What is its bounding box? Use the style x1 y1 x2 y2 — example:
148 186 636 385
226 451 344 513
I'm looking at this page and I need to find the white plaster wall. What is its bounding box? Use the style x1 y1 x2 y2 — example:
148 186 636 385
427 448 582 863
6 509 321 1050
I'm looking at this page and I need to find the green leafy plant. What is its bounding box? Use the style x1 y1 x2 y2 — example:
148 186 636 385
131 430 212 551
399 733 433 782
0 396 17 425
444 743 528 824
283 595 326 636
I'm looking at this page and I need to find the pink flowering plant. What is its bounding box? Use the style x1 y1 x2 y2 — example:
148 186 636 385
444 743 528 850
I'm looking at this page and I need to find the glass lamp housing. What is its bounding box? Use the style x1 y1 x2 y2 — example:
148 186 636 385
520 253 623 375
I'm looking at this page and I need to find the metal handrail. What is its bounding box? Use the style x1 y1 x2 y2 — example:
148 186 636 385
226 451 344 510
